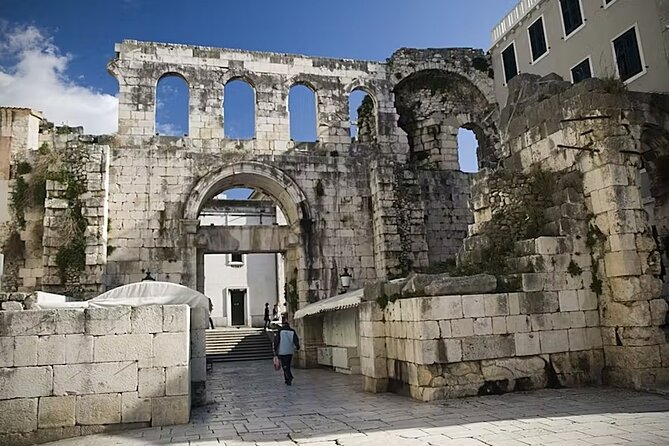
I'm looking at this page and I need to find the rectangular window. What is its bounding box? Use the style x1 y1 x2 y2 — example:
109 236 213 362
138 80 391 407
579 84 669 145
571 58 592 83
229 253 244 266
613 26 644 82
502 43 518 83
528 17 548 62
559 0 584 37
603 0 617 6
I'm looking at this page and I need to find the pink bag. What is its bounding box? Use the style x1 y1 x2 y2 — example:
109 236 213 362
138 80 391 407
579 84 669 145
273 356 281 371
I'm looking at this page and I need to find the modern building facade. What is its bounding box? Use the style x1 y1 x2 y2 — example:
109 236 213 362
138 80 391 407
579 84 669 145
490 0 669 105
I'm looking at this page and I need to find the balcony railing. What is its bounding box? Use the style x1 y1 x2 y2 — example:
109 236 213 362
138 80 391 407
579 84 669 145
491 0 542 46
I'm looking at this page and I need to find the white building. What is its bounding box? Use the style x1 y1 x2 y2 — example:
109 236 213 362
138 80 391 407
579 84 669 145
490 0 669 105
200 193 286 327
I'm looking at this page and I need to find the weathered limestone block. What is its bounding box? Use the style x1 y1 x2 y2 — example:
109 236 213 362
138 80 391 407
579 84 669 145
615 327 665 347
442 339 462 362
558 290 579 312
462 295 485 318
14 336 38 366
601 301 651 327
577 289 598 310
461 335 515 361
551 350 604 386
121 392 152 423
539 330 569 354
85 307 131 335
0 337 13 367
0 311 54 336
1 301 23 310
38 335 67 365
413 339 439 364
190 307 208 330
0 398 37 433
94 333 153 362
518 292 559 314
64 334 94 364
38 396 76 428
481 356 547 388
163 305 189 332
153 332 189 367
138 367 165 397
190 329 206 359
166 366 190 396
419 296 463 320
76 394 122 425
506 315 531 333
131 306 163 334
0 366 52 399
401 273 440 296
424 274 496 296
484 294 508 316
473 317 493 335
53 310 86 334
604 251 642 277
317 347 333 366
151 396 189 427
53 362 137 395
414 321 441 340
515 332 541 356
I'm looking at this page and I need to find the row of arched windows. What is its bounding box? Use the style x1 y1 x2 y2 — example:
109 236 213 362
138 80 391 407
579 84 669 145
155 75 376 142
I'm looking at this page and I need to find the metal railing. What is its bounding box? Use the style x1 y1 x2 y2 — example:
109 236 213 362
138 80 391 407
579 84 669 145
491 0 543 46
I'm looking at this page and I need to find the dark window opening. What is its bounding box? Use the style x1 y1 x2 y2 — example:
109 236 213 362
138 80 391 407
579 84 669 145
502 44 518 83
230 253 243 264
613 27 644 82
528 17 548 61
571 58 592 83
349 89 377 143
560 0 584 36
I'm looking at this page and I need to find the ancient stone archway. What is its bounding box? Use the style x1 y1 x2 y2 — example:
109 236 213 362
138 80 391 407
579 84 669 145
182 161 315 311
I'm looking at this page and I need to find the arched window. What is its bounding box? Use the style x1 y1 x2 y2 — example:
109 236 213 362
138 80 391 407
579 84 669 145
289 84 317 142
224 79 255 139
349 89 376 143
457 127 479 173
155 74 189 136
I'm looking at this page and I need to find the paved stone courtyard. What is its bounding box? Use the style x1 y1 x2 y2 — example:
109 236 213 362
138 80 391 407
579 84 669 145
45 361 669 446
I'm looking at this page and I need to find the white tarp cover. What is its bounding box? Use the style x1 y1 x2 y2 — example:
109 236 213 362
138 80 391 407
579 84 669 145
294 288 363 319
36 282 209 309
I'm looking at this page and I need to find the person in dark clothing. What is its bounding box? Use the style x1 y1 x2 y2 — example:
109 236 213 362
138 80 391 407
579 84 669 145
264 302 271 329
208 298 215 329
273 318 300 385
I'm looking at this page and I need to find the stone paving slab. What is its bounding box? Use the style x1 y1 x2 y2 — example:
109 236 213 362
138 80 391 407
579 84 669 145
44 360 669 445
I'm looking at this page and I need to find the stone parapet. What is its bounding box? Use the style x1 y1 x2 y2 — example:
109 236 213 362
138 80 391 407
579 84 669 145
0 305 192 445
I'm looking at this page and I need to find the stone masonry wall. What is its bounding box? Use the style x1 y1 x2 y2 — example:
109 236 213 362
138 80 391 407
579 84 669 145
0 305 192 445
359 291 603 401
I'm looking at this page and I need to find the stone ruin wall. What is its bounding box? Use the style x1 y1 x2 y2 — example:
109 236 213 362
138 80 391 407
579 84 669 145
1 41 498 314
0 302 205 446
354 75 669 399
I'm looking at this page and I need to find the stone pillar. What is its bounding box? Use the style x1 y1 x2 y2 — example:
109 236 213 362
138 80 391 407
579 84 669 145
189 79 223 140
317 84 349 147
584 147 669 389
358 302 388 392
256 75 290 153
293 315 323 369
181 219 199 290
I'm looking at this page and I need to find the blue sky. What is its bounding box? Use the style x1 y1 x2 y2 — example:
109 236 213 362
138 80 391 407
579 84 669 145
0 0 518 175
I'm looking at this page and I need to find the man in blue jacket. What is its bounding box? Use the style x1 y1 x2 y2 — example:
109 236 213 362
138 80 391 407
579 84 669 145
274 318 300 385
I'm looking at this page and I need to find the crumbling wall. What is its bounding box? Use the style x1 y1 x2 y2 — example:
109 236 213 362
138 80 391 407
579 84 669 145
459 74 669 390
0 304 193 445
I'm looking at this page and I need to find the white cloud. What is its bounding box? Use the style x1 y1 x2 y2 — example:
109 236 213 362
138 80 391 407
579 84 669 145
0 23 118 135
156 122 184 136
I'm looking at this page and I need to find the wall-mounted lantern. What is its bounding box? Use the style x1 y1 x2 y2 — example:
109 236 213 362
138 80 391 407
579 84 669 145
339 267 352 294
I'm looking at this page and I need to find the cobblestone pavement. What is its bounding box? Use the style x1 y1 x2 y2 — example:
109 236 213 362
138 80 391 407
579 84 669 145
46 360 669 445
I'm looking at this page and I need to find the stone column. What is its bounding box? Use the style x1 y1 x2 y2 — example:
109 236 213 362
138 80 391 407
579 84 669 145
584 145 669 388
256 75 290 153
181 219 200 290
189 78 223 141
359 301 388 392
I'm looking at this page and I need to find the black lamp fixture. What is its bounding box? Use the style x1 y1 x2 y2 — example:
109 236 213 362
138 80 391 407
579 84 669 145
339 267 352 294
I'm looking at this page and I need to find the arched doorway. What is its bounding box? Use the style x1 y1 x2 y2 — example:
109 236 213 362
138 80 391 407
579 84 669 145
183 162 315 314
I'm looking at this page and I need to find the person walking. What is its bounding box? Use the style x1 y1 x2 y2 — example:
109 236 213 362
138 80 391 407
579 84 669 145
208 298 215 329
272 304 279 321
264 302 271 329
274 318 300 385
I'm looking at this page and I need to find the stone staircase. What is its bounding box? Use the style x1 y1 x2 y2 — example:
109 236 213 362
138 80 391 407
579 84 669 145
206 328 275 362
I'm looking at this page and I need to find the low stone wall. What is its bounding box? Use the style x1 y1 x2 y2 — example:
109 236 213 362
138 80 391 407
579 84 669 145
359 291 604 401
0 305 193 445
0 292 36 310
